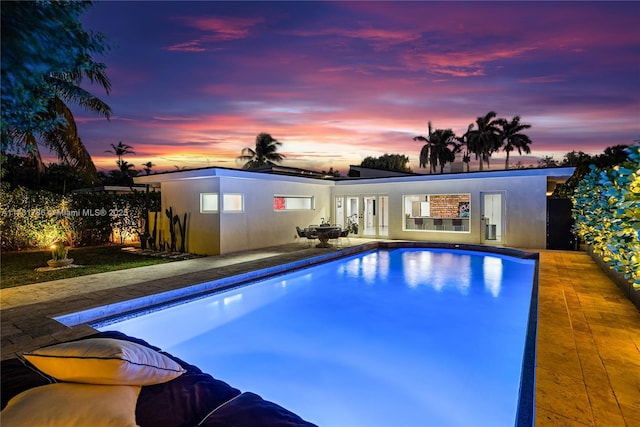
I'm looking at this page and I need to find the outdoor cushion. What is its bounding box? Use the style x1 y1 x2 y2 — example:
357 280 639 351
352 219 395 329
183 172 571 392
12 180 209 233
23 337 185 386
0 382 140 427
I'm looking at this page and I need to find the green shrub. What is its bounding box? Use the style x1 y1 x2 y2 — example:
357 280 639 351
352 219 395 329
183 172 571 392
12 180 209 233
0 185 160 250
572 145 640 289
0 183 67 250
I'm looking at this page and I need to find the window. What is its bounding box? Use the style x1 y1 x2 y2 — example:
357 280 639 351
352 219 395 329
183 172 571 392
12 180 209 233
200 193 219 213
274 196 314 211
223 193 244 212
403 194 470 232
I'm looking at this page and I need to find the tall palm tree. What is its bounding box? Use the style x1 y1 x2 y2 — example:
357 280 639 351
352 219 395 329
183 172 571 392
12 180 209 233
237 133 285 169
13 64 111 182
467 111 503 171
456 123 474 172
414 122 436 173
414 123 457 173
499 116 532 169
430 129 458 173
105 141 135 168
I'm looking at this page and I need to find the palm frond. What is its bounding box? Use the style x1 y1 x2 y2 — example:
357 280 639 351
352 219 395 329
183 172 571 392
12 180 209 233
51 79 111 119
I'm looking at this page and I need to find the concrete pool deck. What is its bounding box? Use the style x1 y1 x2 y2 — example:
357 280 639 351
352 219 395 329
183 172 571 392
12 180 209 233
1 241 639 425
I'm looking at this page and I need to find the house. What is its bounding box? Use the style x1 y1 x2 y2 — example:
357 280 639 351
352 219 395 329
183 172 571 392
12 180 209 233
134 166 575 255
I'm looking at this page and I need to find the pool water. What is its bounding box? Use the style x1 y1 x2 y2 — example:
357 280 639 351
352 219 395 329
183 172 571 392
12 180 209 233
98 248 536 426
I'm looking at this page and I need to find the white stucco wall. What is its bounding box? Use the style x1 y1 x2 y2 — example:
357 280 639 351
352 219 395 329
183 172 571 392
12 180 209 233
217 175 332 254
332 173 549 248
136 167 573 254
160 178 221 255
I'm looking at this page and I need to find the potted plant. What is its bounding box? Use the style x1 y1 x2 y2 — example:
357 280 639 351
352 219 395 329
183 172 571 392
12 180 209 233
47 241 73 268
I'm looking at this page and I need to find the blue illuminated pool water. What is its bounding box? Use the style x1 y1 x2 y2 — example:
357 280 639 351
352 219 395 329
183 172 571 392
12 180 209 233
97 248 536 426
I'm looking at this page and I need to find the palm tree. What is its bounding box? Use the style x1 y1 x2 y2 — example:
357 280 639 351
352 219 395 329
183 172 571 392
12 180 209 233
12 64 111 182
142 161 155 175
430 129 458 173
414 122 436 173
105 141 135 168
456 124 474 172
467 111 503 171
108 161 136 186
237 133 285 169
118 160 136 174
414 123 457 173
499 116 532 169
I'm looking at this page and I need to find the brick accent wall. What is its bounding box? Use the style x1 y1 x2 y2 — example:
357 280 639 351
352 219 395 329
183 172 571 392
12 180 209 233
429 195 470 218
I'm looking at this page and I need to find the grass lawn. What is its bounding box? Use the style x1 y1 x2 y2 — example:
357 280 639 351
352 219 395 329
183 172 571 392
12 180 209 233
1 245 178 289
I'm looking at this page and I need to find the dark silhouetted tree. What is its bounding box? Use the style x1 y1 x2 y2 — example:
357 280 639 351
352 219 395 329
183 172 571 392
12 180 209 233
360 154 412 172
467 111 502 171
237 133 285 169
498 116 532 169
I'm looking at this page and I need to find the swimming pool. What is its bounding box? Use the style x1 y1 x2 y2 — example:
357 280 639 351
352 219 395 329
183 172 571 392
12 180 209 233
96 247 537 426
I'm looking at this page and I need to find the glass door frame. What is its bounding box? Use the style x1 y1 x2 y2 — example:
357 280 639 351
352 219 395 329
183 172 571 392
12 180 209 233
362 194 389 237
480 191 506 245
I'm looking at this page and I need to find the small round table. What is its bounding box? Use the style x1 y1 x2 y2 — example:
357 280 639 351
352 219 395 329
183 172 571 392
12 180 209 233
309 226 341 248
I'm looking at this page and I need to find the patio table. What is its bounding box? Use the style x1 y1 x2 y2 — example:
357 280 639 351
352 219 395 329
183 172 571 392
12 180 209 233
308 226 341 248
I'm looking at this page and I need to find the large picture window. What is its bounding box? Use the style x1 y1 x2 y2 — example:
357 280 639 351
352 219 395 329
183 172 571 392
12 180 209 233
403 194 470 232
274 196 314 211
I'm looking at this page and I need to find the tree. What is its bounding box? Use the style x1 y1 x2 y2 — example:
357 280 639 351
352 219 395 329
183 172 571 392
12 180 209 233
321 167 341 177
430 129 458 173
360 154 411 172
467 111 503 171
103 142 136 186
142 161 155 175
498 116 532 169
414 122 458 173
538 155 559 168
105 141 135 168
595 144 629 168
106 162 136 186
414 122 436 173
1 1 111 181
237 133 285 169
552 145 632 199
561 150 593 167
456 124 474 172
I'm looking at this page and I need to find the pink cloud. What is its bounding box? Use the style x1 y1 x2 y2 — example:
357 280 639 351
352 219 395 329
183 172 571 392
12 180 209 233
180 16 263 41
165 40 206 52
404 46 537 77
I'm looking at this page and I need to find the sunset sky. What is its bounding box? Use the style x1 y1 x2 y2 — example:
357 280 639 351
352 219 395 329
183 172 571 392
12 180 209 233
70 1 639 174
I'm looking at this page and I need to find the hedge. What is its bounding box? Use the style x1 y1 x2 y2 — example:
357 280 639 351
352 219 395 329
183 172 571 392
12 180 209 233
0 184 159 250
572 145 640 290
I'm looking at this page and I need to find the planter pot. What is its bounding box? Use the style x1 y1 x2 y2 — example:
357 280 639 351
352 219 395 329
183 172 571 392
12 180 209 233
47 258 74 268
